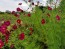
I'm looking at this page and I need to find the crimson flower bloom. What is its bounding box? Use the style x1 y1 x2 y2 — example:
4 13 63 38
18 33 25 40
11 11 16 14
4 21 10 26
0 25 7 34
29 28 33 32
48 6 52 10
16 7 21 12
56 15 60 21
27 13 31 17
17 19 21 24
12 24 17 30
0 39 4 48
32 2 34 5
41 19 45 24
14 13 20 18
28 0 31 2
4 31 10 43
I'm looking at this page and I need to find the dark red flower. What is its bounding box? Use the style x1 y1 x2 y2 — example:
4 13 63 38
11 11 16 14
5 36 9 43
32 2 34 5
18 3 22 5
21 9 23 13
41 19 45 24
56 15 60 21
4 21 10 26
17 19 21 24
4 31 10 43
16 7 21 12
18 33 25 40
27 13 31 17
14 13 20 18
29 27 33 32
48 6 52 10
0 39 4 48
12 24 17 30
28 0 31 2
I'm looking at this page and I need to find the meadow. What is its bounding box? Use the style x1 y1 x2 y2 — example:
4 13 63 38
0 0 65 49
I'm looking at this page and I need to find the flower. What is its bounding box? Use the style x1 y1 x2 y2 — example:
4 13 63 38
4 21 10 26
21 9 23 13
27 13 31 17
17 19 21 24
18 33 25 40
0 39 4 48
56 15 60 21
41 19 45 24
18 3 22 5
32 2 34 5
11 11 16 14
4 31 10 43
0 25 7 34
48 6 52 10
14 13 20 18
28 0 31 2
16 7 21 12
29 27 33 32
12 24 17 30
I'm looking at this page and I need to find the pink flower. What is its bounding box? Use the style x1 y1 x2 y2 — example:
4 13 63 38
18 33 25 40
0 25 7 34
0 39 4 48
56 15 60 21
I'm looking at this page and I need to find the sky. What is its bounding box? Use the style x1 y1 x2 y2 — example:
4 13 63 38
0 0 61 12
0 0 29 12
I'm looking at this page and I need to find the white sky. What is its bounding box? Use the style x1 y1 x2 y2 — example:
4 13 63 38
0 0 29 12
0 0 60 12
